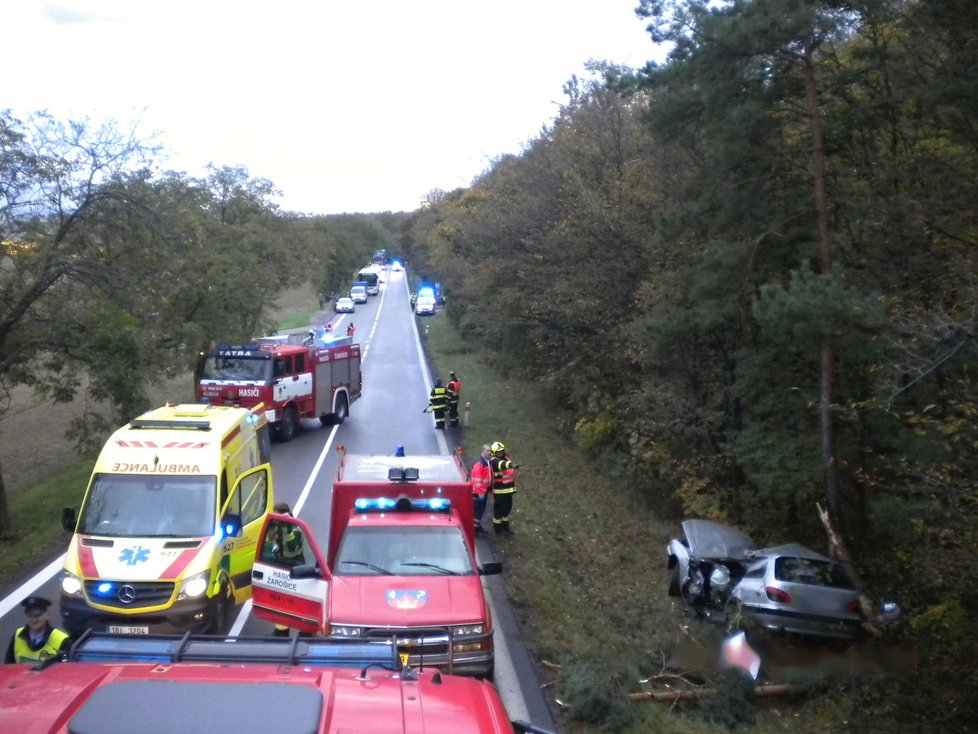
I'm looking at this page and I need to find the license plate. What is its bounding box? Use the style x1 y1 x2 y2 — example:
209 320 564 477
108 625 149 635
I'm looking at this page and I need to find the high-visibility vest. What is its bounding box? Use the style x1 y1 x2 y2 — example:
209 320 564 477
429 387 449 410
12 626 70 664
471 458 492 496
282 528 304 562
491 458 517 494
447 379 461 404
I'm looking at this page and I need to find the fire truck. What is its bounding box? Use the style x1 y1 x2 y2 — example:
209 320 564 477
0 632 547 734
195 333 362 442
252 449 501 678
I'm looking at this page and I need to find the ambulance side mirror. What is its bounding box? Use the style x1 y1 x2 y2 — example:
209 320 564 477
62 507 77 533
479 561 502 576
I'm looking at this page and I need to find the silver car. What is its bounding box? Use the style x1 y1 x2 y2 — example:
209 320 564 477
731 543 863 641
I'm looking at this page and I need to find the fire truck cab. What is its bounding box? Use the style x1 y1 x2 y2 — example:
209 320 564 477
0 632 536 734
252 450 501 678
195 334 362 442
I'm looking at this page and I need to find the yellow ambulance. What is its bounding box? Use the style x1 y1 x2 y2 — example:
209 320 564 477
59 403 274 636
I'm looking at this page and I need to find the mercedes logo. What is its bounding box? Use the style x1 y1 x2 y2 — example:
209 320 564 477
118 585 137 604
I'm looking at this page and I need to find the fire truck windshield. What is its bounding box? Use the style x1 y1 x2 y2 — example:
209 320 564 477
335 526 474 576
78 474 217 537
200 355 273 381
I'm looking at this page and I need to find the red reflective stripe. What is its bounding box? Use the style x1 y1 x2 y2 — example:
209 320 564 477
160 543 205 580
78 543 98 577
222 425 241 449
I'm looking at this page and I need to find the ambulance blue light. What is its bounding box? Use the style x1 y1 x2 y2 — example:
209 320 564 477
223 522 237 536
418 286 435 298
96 582 114 596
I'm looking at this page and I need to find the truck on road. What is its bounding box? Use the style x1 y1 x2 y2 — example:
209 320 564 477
195 335 362 442
0 632 542 734
252 450 501 678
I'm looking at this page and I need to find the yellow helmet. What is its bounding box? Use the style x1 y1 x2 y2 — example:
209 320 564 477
490 441 506 454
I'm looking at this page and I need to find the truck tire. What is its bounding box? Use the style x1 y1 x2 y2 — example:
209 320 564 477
276 405 298 442
320 395 348 426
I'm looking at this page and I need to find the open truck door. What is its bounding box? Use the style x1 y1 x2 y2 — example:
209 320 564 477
252 514 330 634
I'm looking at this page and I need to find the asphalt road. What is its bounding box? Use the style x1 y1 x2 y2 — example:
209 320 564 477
0 267 557 732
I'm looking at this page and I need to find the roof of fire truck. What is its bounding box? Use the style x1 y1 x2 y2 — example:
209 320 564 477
336 452 467 483
0 633 517 734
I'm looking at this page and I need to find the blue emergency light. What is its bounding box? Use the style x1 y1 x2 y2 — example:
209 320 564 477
354 496 451 513
95 581 115 597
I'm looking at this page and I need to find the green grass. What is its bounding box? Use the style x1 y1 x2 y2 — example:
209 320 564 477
276 308 321 331
0 461 89 589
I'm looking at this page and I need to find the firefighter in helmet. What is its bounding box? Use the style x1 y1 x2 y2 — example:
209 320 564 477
425 378 450 430
489 441 519 535
446 371 461 427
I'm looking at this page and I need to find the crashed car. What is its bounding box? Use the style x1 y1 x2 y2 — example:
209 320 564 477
667 520 870 642
667 519 754 622
730 543 863 641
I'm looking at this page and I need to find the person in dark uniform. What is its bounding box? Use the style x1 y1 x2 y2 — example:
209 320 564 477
5 596 71 664
489 441 519 535
426 378 450 430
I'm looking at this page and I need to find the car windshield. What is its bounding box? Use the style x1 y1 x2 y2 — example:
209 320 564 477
78 473 217 537
774 556 855 589
199 355 272 381
335 525 474 576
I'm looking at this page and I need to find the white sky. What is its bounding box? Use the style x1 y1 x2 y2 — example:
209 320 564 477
4 1 661 215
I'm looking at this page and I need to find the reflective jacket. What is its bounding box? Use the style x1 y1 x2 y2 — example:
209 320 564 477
490 456 517 494
428 386 449 410
9 625 70 664
470 457 492 497
446 378 461 404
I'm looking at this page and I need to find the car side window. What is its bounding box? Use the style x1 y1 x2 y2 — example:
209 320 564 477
744 560 766 578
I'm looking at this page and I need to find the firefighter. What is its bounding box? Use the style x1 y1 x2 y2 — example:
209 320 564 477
410 292 417 311
446 371 461 427
425 378 450 430
470 444 493 534
489 441 519 535
5 596 70 664
269 503 303 637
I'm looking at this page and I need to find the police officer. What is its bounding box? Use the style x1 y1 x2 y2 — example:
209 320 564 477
5 596 71 664
426 378 450 430
489 441 519 535
446 371 462 427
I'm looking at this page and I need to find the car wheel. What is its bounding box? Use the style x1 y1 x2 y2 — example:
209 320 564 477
276 405 298 442
668 563 681 597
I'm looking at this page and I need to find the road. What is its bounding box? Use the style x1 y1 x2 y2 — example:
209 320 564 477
0 266 557 732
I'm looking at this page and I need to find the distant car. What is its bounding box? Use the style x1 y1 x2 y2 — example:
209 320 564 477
731 543 864 641
415 295 436 315
334 297 355 313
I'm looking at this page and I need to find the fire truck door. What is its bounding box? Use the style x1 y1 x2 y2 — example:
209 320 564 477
252 514 329 634
314 360 336 415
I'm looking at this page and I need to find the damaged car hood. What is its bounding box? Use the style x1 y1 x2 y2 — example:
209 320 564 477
681 519 755 560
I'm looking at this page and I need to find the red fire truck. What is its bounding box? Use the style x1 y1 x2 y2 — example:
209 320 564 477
252 449 501 678
195 334 361 442
0 632 545 734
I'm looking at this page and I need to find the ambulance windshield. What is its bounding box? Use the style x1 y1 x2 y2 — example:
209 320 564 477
199 355 272 381
78 474 217 537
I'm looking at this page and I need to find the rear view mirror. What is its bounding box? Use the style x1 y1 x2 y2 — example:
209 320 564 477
62 507 77 533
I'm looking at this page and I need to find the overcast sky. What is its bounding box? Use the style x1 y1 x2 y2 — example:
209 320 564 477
4 1 661 215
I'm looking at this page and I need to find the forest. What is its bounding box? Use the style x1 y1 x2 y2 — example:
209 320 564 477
1 0 975 729
396 0 976 728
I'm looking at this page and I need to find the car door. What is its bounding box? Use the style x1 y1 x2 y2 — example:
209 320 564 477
222 464 274 603
251 514 330 634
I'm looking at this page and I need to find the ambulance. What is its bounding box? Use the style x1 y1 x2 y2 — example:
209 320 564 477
59 403 274 636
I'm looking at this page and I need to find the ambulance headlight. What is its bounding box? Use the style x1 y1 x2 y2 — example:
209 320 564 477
61 571 83 597
178 570 211 600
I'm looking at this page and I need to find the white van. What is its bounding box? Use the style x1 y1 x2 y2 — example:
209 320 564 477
350 283 368 303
